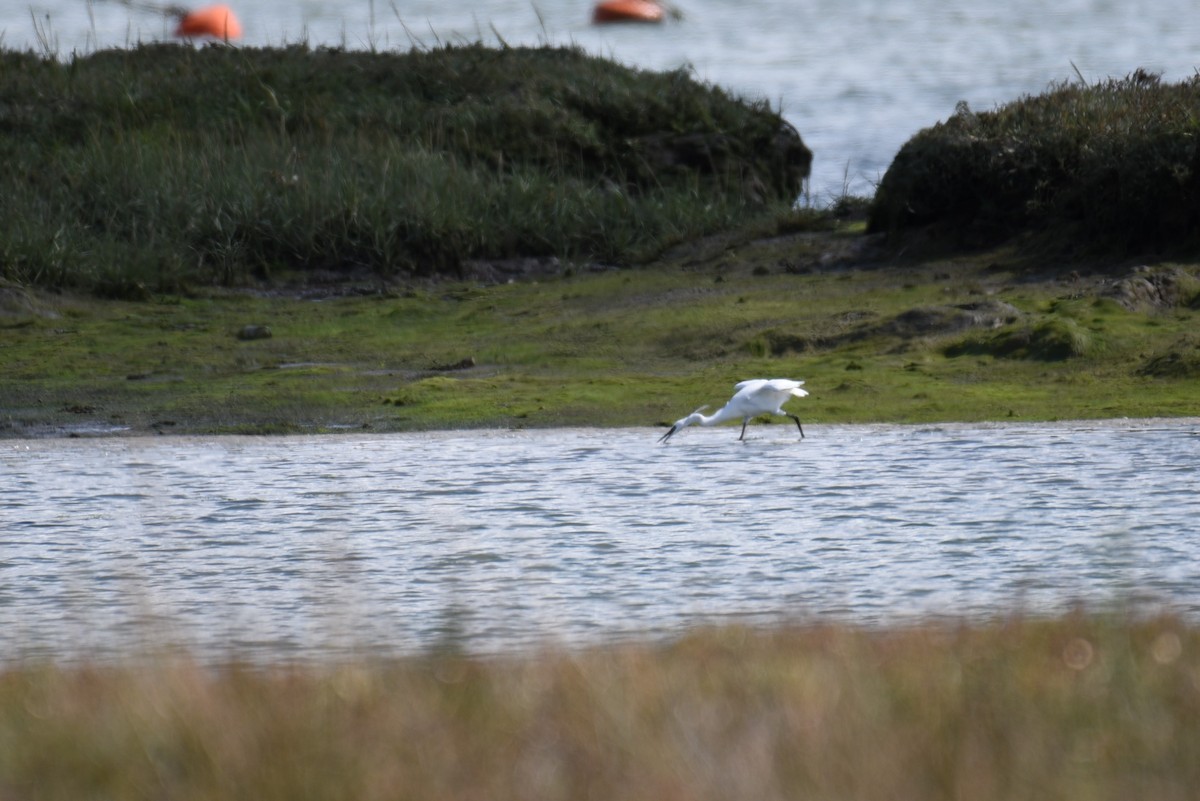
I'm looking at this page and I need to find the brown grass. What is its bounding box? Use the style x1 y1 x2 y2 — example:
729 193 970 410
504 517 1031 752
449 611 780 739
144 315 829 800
2 613 1198 800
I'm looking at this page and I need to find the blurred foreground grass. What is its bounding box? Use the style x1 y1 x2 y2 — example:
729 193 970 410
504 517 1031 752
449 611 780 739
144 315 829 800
2 613 1197 801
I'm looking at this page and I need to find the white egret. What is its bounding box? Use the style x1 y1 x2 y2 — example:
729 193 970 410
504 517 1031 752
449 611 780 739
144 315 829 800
658 378 809 443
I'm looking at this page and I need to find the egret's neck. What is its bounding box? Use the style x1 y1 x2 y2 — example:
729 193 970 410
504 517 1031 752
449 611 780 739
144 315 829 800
693 406 738 427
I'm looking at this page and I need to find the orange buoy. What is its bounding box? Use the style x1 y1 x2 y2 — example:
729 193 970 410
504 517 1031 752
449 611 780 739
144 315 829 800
174 4 243 40
592 0 665 24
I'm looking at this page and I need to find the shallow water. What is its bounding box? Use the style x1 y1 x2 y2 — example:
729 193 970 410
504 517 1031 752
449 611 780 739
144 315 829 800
3 420 1198 662
14 0 1200 198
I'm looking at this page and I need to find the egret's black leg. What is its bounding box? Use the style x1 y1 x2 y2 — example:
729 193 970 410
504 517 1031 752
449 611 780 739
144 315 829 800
739 417 750 441
789 414 805 438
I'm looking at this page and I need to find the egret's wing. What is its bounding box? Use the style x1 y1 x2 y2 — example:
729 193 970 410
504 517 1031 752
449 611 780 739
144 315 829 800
733 378 767 392
760 378 808 400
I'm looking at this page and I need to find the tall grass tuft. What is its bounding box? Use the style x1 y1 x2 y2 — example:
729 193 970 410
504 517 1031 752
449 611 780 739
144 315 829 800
868 70 1200 257
0 44 811 294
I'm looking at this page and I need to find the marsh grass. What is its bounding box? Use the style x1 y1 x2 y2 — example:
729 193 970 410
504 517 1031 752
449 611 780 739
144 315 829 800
2 613 1198 801
0 43 810 294
868 70 1200 256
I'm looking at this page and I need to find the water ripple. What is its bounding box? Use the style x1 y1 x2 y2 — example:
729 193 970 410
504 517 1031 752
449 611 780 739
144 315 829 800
2 420 1199 662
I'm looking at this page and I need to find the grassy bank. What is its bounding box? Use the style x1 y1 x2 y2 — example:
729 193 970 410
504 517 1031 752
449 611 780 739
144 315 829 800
0 43 808 294
2 614 1197 801
2 45 1200 434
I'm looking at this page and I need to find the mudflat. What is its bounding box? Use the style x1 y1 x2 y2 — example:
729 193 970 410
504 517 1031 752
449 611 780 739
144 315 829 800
4 224 1197 437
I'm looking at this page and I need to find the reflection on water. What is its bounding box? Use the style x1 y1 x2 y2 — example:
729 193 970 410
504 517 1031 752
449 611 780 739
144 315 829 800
2 420 1199 662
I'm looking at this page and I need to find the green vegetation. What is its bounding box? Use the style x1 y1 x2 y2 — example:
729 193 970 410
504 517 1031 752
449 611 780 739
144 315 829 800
3 228 1198 436
869 70 1200 255
2 614 1197 801
0 43 808 294
2 44 1199 435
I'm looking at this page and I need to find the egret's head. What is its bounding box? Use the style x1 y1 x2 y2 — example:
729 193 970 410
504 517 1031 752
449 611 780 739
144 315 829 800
657 405 709 443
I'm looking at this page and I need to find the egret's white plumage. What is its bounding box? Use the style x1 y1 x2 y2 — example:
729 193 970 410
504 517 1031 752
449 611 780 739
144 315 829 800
658 378 809 443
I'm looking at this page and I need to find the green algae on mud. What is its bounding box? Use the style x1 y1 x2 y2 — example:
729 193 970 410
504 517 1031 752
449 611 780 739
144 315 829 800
3 228 1199 437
